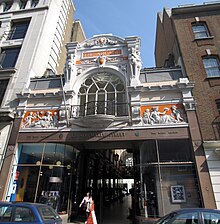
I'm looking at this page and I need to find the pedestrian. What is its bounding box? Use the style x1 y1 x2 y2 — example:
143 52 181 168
86 200 97 224
79 192 93 223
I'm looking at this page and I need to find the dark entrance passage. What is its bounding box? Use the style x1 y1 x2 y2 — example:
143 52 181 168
10 138 201 223
73 139 202 223
75 149 135 224
102 194 133 224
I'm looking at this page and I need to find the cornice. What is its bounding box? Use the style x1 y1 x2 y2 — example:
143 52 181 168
172 3 220 16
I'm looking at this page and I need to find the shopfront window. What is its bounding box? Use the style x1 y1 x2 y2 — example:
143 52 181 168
7 143 79 213
138 140 201 218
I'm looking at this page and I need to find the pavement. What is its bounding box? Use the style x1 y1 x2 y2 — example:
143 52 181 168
60 195 158 224
60 214 156 224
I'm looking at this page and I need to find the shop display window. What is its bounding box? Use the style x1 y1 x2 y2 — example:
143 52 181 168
7 143 79 214
138 139 201 217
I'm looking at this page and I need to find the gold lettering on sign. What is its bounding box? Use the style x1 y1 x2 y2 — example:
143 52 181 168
83 50 122 58
71 132 126 138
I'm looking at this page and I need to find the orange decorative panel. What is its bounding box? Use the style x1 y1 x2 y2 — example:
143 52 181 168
140 104 186 124
83 49 122 58
22 110 59 128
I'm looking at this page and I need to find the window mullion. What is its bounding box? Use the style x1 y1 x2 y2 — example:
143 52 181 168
115 88 117 116
104 90 107 115
85 88 89 116
95 90 98 115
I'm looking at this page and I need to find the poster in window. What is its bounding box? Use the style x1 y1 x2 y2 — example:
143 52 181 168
171 185 186 203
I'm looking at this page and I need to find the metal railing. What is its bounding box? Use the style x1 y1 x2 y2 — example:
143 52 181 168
70 101 129 118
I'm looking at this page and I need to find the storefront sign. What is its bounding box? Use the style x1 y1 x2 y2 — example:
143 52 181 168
82 49 122 58
18 127 189 143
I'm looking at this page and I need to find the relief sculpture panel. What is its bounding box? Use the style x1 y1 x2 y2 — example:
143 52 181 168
141 104 186 125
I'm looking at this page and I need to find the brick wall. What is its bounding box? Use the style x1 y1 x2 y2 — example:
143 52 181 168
173 13 220 140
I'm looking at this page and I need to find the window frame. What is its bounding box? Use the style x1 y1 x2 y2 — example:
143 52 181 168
201 211 220 224
78 73 127 116
192 22 210 39
31 0 39 8
8 20 30 40
13 206 36 222
3 2 13 12
202 56 220 78
0 80 8 106
0 204 13 222
20 0 27 9
0 47 21 69
216 100 220 115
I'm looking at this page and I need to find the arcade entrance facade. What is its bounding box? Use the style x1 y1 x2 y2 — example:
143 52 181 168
6 128 201 221
1 35 215 222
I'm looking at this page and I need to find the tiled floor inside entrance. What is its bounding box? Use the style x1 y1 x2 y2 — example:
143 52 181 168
101 195 133 224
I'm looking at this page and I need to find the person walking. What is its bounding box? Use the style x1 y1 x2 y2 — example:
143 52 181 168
79 192 93 223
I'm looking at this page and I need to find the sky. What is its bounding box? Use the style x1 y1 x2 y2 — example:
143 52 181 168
73 0 216 68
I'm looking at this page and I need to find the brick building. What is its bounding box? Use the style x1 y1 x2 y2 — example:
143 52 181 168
155 2 220 208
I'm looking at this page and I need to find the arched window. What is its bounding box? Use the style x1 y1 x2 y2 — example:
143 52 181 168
31 0 39 8
3 2 12 12
78 72 127 117
192 22 210 39
202 56 220 78
20 0 27 9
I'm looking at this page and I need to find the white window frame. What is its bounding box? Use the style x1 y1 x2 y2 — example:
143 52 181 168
78 73 127 116
192 22 210 39
203 56 220 78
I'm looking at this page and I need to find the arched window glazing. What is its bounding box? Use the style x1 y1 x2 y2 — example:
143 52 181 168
78 73 127 116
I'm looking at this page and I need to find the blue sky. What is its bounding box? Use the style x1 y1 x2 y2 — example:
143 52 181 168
73 0 215 68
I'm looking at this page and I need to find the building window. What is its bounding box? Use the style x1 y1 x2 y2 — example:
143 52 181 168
20 0 27 9
215 100 220 138
3 2 12 12
139 140 201 216
77 73 128 117
0 48 20 68
192 22 210 39
203 56 220 78
217 100 220 115
7 143 79 210
31 0 39 8
0 80 8 105
8 20 30 40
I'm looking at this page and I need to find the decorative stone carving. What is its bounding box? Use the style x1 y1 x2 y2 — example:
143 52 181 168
171 105 185 122
96 56 106 67
128 48 142 79
71 106 78 118
65 54 74 82
119 64 127 72
141 105 186 125
77 68 82 76
22 110 60 128
85 37 118 47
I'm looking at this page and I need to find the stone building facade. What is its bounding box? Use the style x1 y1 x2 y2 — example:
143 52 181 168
0 0 85 201
1 33 214 220
0 0 218 222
